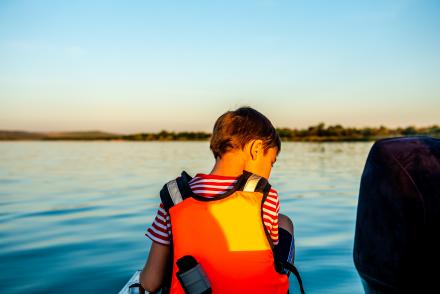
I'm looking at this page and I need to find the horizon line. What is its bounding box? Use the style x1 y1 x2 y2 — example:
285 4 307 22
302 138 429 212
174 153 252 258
1 122 439 135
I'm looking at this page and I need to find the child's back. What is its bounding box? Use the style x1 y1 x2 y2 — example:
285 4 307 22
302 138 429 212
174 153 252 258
140 107 300 294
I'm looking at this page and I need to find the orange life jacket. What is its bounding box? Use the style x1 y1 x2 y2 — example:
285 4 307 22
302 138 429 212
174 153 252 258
159 171 290 294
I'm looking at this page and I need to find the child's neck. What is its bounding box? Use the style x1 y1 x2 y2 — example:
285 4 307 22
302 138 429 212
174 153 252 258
209 151 245 178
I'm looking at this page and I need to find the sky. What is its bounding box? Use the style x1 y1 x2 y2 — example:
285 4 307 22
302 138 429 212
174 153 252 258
0 0 439 134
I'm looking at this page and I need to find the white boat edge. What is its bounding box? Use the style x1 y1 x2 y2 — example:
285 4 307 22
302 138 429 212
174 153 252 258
118 270 151 294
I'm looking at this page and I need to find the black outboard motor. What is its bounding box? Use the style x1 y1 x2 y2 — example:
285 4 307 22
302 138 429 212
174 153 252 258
354 136 440 293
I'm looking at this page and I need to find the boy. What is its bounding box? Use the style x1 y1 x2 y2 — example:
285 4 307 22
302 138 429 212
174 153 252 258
140 107 297 293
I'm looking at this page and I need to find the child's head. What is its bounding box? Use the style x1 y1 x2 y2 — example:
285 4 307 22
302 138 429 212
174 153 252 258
210 106 281 178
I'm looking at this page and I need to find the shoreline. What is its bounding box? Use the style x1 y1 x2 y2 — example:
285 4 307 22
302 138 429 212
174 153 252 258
1 124 439 142
0 135 437 143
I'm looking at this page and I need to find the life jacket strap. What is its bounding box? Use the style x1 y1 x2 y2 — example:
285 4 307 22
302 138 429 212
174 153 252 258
161 170 270 211
239 171 271 194
160 171 193 211
283 262 306 294
243 173 262 192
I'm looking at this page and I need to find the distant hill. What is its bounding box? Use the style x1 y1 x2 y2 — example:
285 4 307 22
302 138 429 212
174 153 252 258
0 130 47 140
0 130 120 140
43 130 120 140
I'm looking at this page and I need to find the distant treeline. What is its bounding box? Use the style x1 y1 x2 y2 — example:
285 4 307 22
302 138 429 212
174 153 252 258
119 131 211 141
1 124 439 141
276 123 440 142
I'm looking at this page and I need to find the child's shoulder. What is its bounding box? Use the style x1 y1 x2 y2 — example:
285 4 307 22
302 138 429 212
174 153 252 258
268 186 278 195
266 186 280 203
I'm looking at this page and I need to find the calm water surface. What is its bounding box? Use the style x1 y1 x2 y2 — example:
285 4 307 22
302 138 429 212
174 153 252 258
0 141 372 293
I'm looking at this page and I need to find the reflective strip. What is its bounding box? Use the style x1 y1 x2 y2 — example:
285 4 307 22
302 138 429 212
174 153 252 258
243 174 261 192
167 180 183 205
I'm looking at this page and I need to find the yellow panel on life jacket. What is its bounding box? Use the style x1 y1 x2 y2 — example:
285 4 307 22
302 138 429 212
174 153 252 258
168 190 289 294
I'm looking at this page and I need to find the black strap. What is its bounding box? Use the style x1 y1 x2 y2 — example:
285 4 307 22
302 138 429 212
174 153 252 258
159 183 174 212
235 170 271 193
176 171 193 198
255 177 271 194
160 171 193 212
283 262 306 294
255 176 283 276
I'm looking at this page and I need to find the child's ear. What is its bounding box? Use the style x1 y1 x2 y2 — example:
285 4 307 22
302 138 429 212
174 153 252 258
249 139 263 160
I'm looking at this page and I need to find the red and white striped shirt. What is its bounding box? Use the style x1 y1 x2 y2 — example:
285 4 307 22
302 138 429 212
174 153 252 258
145 173 281 245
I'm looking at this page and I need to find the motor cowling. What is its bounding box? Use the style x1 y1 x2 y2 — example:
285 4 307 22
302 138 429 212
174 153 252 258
354 136 440 293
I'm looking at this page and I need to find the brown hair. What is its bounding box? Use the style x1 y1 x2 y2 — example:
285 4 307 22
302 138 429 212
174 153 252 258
209 106 281 159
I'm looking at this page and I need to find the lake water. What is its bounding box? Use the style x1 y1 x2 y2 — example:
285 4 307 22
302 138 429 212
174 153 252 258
0 141 373 293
